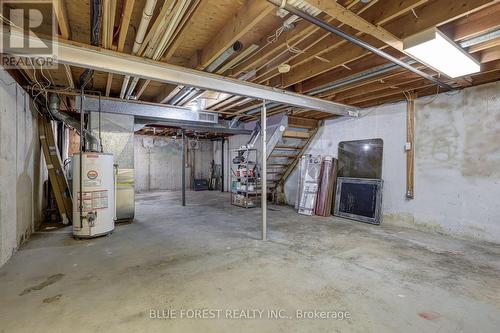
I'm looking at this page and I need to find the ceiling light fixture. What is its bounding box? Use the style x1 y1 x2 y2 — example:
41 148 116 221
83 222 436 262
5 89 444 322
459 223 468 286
403 27 480 78
278 63 291 73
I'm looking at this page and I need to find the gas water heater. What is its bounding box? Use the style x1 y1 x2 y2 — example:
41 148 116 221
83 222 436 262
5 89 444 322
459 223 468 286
72 152 115 238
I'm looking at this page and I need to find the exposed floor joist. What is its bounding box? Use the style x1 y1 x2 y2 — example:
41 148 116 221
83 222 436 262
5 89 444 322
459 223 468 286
8 30 356 116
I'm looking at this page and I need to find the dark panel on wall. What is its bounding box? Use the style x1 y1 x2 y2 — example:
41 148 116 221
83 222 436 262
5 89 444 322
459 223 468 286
338 139 383 179
334 177 383 225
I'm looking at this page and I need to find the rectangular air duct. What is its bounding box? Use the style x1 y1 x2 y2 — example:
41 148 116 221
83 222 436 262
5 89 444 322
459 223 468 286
76 96 219 124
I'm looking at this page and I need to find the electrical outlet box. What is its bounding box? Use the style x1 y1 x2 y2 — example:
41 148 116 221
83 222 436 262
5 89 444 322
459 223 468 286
405 142 412 151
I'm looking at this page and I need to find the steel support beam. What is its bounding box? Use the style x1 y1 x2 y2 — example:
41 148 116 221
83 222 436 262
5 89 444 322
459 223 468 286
5 28 358 116
261 100 267 241
76 96 218 123
221 138 225 193
182 130 186 207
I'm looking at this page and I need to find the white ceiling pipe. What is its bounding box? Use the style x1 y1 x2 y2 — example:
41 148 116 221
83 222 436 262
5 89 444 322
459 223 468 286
133 0 158 54
123 0 157 99
120 75 130 99
128 0 189 99
151 0 190 60
125 76 140 99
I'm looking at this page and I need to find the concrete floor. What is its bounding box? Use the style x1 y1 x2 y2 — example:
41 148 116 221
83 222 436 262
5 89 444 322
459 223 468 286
0 191 499 332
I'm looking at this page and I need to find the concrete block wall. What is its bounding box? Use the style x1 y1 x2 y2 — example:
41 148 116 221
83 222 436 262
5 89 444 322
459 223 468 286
285 81 500 243
134 135 214 192
0 69 44 266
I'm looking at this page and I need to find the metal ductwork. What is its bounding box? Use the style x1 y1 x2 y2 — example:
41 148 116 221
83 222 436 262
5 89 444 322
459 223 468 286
48 93 100 150
76 96 219 124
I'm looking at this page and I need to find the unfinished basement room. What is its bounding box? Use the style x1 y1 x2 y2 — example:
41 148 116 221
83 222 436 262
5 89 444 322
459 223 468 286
1 0 500 332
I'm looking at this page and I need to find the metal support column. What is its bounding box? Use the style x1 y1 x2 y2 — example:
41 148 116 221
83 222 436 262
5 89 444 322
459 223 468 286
181 130 186 206
221 138 225 192
261 100 267 241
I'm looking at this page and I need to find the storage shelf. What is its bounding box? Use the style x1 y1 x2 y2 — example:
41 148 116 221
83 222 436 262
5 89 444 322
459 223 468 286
231 147 260 209
232 190 260 195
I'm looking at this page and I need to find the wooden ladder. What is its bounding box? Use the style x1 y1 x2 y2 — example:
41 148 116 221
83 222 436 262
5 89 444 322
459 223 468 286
38 116 73 224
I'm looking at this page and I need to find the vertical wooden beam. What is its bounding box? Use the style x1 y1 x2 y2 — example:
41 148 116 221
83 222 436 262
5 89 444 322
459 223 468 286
406 91 416 199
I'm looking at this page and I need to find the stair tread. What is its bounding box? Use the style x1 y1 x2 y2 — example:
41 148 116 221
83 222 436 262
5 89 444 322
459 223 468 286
269 154 298 158
273 145 304 150
287 116 319 129
282 130 310 139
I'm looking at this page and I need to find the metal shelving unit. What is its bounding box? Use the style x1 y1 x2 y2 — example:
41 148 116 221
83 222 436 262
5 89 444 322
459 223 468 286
230 148 260 208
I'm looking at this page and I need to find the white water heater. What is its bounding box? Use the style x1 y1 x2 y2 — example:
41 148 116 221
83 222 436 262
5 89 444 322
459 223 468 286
72 152 115 238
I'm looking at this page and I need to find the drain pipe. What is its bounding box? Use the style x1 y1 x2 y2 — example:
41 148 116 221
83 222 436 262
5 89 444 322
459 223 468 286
267 0 454 91
206 41 243 73
121 0 158 99
168 41 243 105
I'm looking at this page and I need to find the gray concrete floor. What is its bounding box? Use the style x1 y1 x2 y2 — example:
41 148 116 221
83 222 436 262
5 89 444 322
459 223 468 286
0 191 499 332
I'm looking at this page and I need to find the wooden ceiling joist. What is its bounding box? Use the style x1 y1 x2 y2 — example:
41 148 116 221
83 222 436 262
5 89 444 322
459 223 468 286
280 0 496 88
11 30 354 115
480 45 500 63
302 0 403 50
250 0 373 84
194 0 274 71
6 0 500 118
275 0 430 93
440 2 500 41
54 0 71 40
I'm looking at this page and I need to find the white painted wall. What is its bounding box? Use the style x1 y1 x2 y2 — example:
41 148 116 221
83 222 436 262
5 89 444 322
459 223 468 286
0 69 44 266
285 81 500 243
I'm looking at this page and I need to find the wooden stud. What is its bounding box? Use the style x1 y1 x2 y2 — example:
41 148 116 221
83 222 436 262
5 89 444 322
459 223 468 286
105 73 113 96
63 64 75 89
406 91 416 199
117 0 135 52
54 0 71 40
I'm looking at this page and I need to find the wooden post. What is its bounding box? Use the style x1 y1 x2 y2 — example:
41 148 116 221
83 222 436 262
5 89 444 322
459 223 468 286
406 91 416 199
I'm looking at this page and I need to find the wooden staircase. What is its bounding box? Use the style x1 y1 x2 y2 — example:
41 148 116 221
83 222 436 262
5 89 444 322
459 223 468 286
266 115 320 202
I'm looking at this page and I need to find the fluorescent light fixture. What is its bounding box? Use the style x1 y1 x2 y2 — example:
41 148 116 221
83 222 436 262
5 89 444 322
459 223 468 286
403 28 480 78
